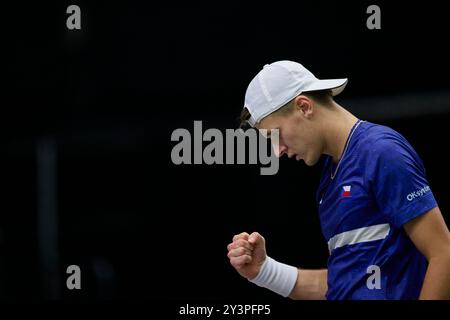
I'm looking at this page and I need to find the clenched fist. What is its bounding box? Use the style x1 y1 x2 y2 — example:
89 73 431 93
227 231 267 280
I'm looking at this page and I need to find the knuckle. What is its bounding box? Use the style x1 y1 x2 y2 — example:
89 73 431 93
233 232 249 241
237 239 248 247
231 248 241 257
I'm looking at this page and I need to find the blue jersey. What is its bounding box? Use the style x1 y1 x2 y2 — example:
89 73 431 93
316 120 437 300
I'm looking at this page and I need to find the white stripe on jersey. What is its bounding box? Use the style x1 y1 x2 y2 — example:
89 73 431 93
328 223 390 252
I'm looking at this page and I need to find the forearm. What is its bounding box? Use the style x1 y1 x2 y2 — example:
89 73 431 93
288 269 328 300
419 251 450 299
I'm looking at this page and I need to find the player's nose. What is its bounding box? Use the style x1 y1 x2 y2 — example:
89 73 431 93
276 145 287 158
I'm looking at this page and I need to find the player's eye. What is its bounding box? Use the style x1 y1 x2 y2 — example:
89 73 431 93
259 129 270 139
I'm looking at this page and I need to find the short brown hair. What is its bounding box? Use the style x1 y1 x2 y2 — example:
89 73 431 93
238 89 332 129
303 89 333 105
238 107 252 129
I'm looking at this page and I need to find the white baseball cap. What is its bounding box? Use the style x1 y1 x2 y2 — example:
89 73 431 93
244 60 348 127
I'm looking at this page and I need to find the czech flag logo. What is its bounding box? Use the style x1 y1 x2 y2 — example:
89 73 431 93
342 185 351 197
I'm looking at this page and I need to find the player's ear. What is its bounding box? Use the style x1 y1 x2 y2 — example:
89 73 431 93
293 95 313 117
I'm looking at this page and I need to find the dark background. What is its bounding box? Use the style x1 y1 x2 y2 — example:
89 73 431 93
3 0 450 302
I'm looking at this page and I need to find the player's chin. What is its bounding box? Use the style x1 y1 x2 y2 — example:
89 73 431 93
303 159 314 166
303 155 319 167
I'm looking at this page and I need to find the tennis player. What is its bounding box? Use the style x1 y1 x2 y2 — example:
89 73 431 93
227 61 450 299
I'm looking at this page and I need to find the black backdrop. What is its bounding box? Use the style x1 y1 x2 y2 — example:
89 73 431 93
4 0 450 306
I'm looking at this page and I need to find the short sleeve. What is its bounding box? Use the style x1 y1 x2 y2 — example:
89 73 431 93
366 132 437 228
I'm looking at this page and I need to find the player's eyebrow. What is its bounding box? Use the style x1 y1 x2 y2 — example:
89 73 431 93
258 127 277 139
268 128 278 137
265 128 279 138
261 129 271 138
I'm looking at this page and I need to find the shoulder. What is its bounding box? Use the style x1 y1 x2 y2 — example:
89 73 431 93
358 122 425 176
361 122 406 146
358 122 415 159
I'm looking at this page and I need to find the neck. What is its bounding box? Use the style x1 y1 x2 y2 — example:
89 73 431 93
321 102 359 164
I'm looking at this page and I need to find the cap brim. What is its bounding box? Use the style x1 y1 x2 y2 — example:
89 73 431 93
303 78 348 96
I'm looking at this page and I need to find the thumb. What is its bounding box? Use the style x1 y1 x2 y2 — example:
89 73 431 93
248 232 264 247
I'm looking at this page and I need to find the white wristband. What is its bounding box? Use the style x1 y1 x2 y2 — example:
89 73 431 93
248 256 298 297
